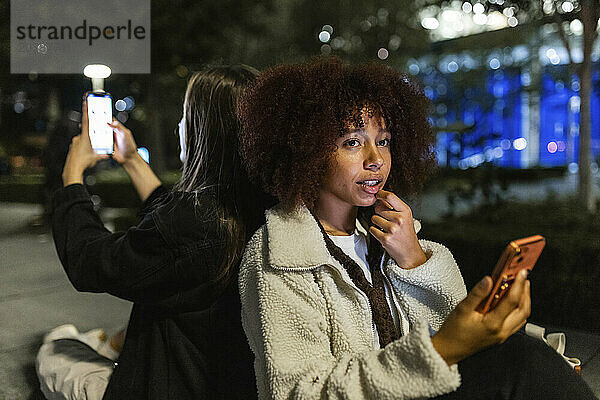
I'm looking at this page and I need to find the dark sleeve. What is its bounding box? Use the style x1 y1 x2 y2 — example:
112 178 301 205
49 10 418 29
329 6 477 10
137 185 169 217
51 184 220 304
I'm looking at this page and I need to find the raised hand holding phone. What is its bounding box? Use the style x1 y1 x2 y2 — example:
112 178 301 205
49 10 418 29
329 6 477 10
107 118 162 202
432 269 531 366
430 235 543 365
477 235 545 313
61 100 110 186
108 119 138 165
369 189 427 269
86 92 114 154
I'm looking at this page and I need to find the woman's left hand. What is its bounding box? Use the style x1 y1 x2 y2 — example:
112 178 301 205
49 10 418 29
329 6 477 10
62 100 109 186
369 189 427 269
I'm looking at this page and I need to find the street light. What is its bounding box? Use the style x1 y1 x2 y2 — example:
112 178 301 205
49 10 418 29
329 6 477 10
83 64 111 92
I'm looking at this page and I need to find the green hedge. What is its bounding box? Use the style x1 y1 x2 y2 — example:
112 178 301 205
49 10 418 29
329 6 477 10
0 175 44 203
424 166 567 192
0 170 181 207
420 199 600 333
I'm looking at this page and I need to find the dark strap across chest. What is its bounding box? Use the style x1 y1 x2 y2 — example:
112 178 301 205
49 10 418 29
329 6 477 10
318 226 400 347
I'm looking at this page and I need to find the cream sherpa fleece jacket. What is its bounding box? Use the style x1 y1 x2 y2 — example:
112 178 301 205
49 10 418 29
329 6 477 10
239 205 467 399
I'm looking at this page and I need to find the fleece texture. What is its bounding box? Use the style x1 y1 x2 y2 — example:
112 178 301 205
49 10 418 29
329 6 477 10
239 205 467 399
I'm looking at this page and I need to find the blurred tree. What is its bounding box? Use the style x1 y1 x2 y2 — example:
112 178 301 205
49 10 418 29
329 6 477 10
146 0 433 170
286 0 430 67
511 0 599 213
397 0 598 213
0 1 8 77
0 1 9 142
564 0 599 214
146 0 277 171
151 0 279 72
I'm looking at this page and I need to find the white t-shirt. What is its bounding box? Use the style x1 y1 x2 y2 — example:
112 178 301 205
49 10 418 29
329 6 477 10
328 229 410 338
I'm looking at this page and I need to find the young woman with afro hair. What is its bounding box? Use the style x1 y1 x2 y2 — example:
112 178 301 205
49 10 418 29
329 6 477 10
236 57 597 400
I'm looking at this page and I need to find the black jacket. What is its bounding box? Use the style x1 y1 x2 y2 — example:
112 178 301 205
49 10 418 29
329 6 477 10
52 184 256 399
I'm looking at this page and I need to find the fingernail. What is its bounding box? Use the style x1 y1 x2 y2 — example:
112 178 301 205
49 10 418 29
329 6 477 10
477 277 488 289
519 269 528 278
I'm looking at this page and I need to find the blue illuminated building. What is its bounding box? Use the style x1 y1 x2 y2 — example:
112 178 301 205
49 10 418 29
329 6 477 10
421 60 600 170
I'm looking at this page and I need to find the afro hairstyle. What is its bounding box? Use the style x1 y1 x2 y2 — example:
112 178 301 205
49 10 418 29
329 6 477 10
237 56 437 209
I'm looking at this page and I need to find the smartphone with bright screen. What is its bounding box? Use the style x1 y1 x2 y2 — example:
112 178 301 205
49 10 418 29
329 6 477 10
86 92 113 154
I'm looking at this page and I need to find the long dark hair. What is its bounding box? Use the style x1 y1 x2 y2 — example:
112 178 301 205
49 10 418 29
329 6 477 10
174 65 273 285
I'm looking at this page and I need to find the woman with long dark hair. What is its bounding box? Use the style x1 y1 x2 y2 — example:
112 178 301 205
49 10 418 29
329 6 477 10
36 65 271 399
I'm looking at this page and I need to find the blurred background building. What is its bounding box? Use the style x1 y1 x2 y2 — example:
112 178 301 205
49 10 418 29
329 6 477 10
415 1 599 172
1 0 598 172
0 0 598 212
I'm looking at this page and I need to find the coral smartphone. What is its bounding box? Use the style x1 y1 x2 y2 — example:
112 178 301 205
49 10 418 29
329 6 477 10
86 92 113 154
477 235 546 314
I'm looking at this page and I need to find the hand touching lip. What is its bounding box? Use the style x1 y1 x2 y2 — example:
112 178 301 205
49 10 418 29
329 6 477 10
369 190 427 269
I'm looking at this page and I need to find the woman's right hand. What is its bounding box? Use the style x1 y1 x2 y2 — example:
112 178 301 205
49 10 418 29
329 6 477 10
108 119 162 202
108 120 139 165
431 269 531 366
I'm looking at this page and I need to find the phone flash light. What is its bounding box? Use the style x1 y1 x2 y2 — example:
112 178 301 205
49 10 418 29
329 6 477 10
84 64 112 79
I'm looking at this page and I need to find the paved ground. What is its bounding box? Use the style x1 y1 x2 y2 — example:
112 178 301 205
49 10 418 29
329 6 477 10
1 172 599 398
0 203 131 399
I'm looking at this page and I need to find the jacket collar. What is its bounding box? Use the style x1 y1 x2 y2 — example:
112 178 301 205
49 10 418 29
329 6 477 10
265 204 331 270
265 203 423 271
265 204 378 271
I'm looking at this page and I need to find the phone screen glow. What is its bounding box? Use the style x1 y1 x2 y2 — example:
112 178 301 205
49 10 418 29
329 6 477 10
87 94 113 154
